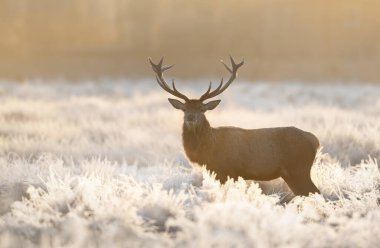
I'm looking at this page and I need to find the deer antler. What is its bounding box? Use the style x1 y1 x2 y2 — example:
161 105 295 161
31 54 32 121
199 56 244 101
149 57 189 102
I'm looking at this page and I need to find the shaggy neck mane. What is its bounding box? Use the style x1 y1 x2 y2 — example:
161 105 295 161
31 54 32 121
182 117 212 163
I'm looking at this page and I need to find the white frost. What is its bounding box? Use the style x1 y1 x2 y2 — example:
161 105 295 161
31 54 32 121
0 80 379 247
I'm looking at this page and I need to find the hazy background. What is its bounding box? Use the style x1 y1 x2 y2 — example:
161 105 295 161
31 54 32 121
1 0 380 82
1 2 380 246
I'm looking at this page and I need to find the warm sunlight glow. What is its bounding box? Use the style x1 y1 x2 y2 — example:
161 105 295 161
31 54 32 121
1 1 379 247
1 0 380 81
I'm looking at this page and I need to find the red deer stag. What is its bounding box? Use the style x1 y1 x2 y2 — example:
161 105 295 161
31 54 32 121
149 57 320 196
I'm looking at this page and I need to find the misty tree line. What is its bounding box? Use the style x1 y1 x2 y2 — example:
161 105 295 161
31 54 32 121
1 0 379 80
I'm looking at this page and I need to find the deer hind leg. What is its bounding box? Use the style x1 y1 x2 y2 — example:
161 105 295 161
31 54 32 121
215 173 228 184
282 171 319 196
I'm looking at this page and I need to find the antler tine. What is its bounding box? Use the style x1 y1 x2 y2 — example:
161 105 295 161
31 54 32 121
199 57 244 101
200 77 225 101
162 64 174 72
199 81 212 101
215 78 224 92
221 60 232 73
158 57 164 67
171 79 180 92
149 57 189 101
148 57 158 74
230 56 244 71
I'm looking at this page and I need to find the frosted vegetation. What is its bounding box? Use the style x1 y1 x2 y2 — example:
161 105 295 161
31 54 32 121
0 80 379 247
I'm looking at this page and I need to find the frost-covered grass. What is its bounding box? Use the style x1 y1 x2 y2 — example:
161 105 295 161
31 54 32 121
0 80 379 247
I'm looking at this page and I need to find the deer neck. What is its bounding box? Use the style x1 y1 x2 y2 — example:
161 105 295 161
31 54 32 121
182 117 212 163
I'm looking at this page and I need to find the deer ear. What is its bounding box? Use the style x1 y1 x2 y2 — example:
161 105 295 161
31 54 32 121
202 100 221 111
168 98 186 110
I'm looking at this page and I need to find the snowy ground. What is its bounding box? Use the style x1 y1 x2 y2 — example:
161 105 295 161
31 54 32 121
0 80 379 247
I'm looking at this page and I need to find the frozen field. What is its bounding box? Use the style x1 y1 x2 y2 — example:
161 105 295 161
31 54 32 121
0 80 379 247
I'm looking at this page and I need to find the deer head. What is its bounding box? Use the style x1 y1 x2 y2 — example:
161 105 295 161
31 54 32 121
149 56 244 129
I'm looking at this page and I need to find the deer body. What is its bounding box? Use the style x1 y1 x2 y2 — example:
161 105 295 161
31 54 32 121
182 119 320 195
149 57 320 196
